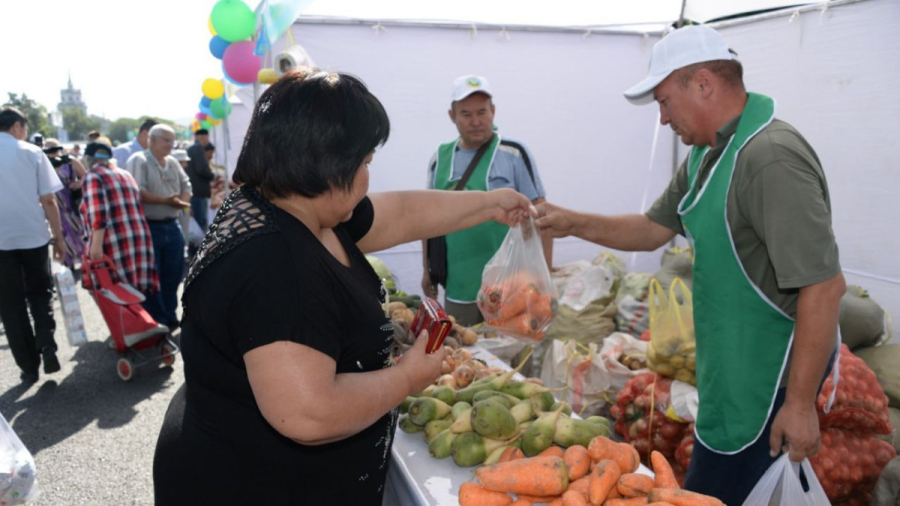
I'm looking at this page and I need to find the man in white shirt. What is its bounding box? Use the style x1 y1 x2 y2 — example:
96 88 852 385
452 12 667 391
113 118 158 170
0 106 66 383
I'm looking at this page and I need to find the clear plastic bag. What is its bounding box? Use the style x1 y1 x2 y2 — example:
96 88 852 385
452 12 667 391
477 218 556 342
647 277 696 385
51 262 87 347
0 412 39 504
743 453 830 506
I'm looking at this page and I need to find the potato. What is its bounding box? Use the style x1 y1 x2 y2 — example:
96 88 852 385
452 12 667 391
460 328 478 346
674 368 695 384
670 354 686 369
387 301 408 314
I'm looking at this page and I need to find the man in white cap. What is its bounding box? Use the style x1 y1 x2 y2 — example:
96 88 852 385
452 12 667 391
422 75 551 326
535 25 844 503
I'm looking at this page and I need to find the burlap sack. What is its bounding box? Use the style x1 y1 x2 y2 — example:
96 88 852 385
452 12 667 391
855 344 900 409
871 456 900 506
653 246 693 294
840 285 888 350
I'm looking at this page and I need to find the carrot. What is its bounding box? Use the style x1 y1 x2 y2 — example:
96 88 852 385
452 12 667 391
562 490 590 506
476 455 569 497
547 500 564 506
606 487 622 500
588 460 621 506
646 488 725 506
603 499 647 506
564 445 592 481
500 313 539 336
646 503 677 506
649 451 679 489
616 473 654 498
498 284 540 320
510 500 534 506
613 443 640 474
538 445 565 459
499 447 526 463
567 475 591 500
516 494 561 504
587 436 618 463
531 294 557 321
459 481 514 506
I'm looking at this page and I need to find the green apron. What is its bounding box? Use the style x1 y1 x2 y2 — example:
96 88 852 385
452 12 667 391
434 135 508 303
677 93 795 454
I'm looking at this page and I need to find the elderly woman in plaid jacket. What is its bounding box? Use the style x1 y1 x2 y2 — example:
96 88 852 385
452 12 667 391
80 140 158 296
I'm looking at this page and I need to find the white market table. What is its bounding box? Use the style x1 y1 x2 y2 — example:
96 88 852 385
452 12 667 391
384 345 518 506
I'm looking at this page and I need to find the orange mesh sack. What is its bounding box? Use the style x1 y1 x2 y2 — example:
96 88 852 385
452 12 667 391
817 343 893 434
477 218 556 342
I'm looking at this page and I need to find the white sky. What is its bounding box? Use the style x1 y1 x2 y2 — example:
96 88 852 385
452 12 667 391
2 1 233 125
1 0 801 125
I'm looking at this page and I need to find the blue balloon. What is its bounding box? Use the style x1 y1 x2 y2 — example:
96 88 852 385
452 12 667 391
199 96 212 115
209 36 230 60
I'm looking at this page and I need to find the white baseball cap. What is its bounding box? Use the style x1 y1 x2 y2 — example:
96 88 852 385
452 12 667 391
624 25 736 106
451 75 492 102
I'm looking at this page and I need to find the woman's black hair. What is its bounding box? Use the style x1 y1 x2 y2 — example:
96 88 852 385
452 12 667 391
233 68 390 199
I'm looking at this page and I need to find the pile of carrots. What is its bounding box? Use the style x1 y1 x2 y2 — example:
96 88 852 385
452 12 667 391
477 272 557 340
458 435 724 506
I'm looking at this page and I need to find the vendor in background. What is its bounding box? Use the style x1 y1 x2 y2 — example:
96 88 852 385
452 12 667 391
152 68 535 505
422 74 551 326
536 26 843 505
42 139 86 270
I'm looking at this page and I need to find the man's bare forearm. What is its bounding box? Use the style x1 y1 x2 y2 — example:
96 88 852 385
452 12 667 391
572 212 675 252
785 273 846 408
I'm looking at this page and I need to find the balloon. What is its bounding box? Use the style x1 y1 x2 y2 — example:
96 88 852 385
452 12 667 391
195 112 208 121
210 97 233 119
200 120 213 131
202 78 224 100
210 0 256 43
258 68 278 84
199 96 212 115
222 40 261 85
208 15 217 36
209 36 230 60
208 117 222 126
191 120 202 132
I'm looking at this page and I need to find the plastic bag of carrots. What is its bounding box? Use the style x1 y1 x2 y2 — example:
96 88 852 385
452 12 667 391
477 218 557 342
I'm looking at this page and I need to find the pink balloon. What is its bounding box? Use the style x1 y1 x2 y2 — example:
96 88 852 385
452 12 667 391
195 112 208 120
222 40 262 85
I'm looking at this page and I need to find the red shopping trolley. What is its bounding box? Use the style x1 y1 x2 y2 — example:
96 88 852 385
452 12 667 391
82 256 179 381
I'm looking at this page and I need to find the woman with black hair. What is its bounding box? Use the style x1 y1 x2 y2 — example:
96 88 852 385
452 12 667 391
152 68 535 505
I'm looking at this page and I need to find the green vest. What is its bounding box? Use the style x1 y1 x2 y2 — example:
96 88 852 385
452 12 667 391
434 136 508 303
678 93 795 453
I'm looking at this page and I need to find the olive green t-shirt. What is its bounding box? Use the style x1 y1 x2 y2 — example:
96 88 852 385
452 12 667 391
646 115 841 318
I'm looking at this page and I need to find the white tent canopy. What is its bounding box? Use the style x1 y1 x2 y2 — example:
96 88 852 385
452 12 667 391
215 0 899 335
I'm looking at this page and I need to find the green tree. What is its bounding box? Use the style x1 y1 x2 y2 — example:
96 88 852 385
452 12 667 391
108 118 139 145
62 109 102 141
4 93 54 138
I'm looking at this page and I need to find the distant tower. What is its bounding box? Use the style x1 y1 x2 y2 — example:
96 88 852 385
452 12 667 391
58 73 87 115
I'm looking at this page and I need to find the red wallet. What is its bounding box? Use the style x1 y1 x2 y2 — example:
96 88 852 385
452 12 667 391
410 298 452 354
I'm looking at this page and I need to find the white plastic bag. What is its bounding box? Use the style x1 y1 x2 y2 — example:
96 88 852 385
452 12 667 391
742 453 830 506
540 339 613 417
51 262 87 347
599 332 650 394
477 218 556 342
0 412 39 504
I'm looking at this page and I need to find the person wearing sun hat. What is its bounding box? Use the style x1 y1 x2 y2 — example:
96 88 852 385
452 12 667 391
421 74 550 326
535 25 843 504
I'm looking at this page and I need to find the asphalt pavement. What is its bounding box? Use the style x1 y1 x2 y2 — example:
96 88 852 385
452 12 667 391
0 281 184 505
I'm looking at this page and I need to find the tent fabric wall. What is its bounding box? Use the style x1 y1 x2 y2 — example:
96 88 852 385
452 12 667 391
216 0 898 335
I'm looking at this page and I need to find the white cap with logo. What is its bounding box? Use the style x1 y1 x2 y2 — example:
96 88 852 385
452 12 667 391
623 25 736 106
451 75 493 102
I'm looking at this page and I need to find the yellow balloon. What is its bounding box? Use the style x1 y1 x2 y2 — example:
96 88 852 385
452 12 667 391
258 68 278 85
208 15 217 36
208 117 222 125
202 78 224 100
